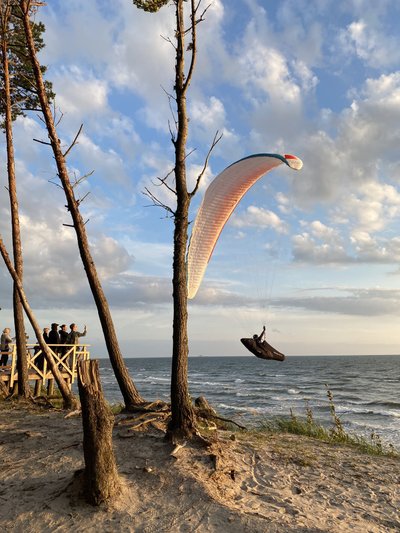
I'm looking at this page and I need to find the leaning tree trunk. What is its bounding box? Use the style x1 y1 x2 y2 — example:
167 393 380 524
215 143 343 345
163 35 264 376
0 236 79 409
1 30 30 398
78 360 121 505
20 0 144 408
167 0 197 441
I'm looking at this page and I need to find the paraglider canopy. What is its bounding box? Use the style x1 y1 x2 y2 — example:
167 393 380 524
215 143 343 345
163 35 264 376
187 152 303 299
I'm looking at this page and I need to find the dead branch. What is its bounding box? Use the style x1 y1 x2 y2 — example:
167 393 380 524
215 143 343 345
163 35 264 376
78 191 90 204
54 105 63 127
158 172 177 195
171 441 187 457
143 186 175 215
119 399 170 415
130 415 167 430
182 0 211 94
207 414 247 430
33 137 51 146
48 177 64 189
189 130 223 197
64 409 82 418
71 169 94 188
161 34 176 50
63 123 83 157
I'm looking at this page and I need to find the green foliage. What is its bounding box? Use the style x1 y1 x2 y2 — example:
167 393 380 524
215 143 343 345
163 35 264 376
258 388 399 458
132 0 171 13
110 403 124 415
0 3 55 129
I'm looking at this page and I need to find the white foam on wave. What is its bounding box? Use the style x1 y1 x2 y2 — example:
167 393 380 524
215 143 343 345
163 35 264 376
336 404 400 419
217 403 248 412
188 379 225 387
217 402 265 413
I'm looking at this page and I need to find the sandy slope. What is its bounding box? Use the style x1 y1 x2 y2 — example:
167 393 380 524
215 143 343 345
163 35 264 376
0 404 399 532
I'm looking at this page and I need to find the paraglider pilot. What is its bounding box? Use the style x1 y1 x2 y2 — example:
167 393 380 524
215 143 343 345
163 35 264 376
253 325 266 344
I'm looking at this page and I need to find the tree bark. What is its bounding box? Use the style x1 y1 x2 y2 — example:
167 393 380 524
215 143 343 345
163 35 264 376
19 0 144 408
78 359 121 506
0 379 9 399
1 11 30 398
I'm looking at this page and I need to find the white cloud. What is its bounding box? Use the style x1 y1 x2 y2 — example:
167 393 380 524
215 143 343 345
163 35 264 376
292 232 349 264
292 215 400 266
54 67 109 117
309 220 340 242
231 206 288 233
73 134 130 186
337 181 400 234
40 0 118 67
273 287 400 317
292 59 318 92
238 42 301 104
341 19 400 68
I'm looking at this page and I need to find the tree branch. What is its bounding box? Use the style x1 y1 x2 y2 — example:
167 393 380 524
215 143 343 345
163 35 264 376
63 123 83 157
143 186 175 216
183 0 211 94
33 137 51 145
189 130 222 197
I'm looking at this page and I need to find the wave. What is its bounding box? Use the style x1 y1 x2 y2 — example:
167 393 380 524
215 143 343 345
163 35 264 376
217 402 266 414
188 379 226 387
336 405 400 419
100 355 400 443
365 400 400 409
145 376 170 383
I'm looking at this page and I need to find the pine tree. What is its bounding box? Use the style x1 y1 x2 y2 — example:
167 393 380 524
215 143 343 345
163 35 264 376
19 0 144 408
0 0 53 398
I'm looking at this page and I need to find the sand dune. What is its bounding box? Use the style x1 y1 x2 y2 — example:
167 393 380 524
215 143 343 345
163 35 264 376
0 404 399 532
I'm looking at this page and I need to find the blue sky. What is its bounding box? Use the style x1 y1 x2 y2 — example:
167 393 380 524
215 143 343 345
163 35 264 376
1 0 400 357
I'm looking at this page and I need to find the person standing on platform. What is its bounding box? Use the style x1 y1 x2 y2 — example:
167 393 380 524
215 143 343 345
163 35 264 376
48 323 60 345
59 324 68 345
67 323 87 345
58 324 69 363
43 327 50 344
1 328 14 366
67 323 87 368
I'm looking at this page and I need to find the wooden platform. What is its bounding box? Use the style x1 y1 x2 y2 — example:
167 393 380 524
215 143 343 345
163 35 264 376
0 343 90 392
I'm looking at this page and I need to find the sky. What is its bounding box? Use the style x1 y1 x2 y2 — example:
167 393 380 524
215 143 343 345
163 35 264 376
1 0 400 357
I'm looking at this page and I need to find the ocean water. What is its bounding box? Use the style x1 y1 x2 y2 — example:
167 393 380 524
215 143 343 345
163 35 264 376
98 355 400 447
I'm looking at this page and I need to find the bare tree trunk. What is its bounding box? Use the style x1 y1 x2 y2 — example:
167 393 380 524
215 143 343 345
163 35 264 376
0 236 79 409
19 0 144 408
0 379 9 399
1 19 30 398
78 360 121 506
169 200 196 440
168 0 196 441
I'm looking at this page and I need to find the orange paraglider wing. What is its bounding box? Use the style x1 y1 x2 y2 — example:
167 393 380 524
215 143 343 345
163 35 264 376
187 153 303 299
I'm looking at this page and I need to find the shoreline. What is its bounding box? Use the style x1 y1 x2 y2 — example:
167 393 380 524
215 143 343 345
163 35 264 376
1 402 399 532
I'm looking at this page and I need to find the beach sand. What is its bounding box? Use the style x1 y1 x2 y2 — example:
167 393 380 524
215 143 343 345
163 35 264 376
0 403 399 532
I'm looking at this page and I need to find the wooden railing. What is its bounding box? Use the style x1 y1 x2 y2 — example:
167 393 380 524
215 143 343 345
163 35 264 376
3 343 90 389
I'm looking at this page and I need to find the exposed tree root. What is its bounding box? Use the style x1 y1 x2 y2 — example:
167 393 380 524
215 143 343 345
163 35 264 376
115 396 246 438
32 395 56 409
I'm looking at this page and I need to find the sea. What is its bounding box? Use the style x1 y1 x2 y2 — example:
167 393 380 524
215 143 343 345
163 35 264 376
98 355 400 448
